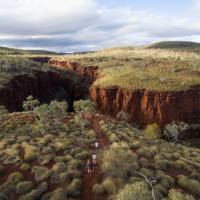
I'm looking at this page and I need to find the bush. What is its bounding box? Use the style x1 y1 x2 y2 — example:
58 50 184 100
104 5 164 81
93 184 105 195
116 182 153 200
7 172 24 184
102 143 138 181
102 178 116 194
163 121 189 142
67 178 81 197
167 189 195 200
20 163 31 171
177 176 200 195
23 96 40 111
144 124 161 140
74 151 90 160
16 181 33 195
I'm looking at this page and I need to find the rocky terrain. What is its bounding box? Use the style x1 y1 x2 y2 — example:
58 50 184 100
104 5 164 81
48 58 200 126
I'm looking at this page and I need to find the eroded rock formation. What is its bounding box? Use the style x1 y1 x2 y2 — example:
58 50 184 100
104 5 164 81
0 70 87 112
49 60 99 80
49 59 200 126
90 86 200 126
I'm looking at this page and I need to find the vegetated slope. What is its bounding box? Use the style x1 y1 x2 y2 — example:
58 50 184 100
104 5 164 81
148 41 200 50
96 119 200 200
0 111 99 200
49 47 200 126
0 46 58 55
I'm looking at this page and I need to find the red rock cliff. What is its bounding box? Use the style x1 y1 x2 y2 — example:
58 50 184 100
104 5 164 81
90 86 200 126
0 70 82 112
49 59 200 126
49 59 99 80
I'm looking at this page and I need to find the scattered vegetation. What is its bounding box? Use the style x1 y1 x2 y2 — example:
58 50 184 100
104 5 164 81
0 99 97 199
0 56 52 86
58 46 200 91
98 119 200 200
116 182 152 200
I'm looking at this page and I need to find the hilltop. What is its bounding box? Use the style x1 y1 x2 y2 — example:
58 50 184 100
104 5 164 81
148 41 200 50
0 46 58 56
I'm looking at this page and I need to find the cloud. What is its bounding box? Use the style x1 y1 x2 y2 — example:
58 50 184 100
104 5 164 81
193 0 200 11
0 0 99 35
0 0 200 51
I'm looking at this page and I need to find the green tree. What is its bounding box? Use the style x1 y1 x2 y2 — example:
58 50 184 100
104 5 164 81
74 100 96 113
74 100 96 137
34 101 68 134
23 95 40 111
34 104 51 134
49 100 68 129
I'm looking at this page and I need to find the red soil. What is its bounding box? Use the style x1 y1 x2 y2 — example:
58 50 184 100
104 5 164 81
80 115 108 200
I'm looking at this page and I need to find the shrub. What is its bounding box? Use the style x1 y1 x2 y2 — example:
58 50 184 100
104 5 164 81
116 182 153 200
163 121 189 142
167 189 195 200
144 124 161 140
140 168 154 178
23 96 40 111
22 142 39 161
50 188 67 200
93 184 105 195
20 163 31 171
129 141 140 149
177 176 200 195
86 130 96 139
7 172 24 184
16 181 33 195
102 143 138 181
65 169 81 181
154 160 167 170
74 151 90 160
67 178 81 197
102 178 116 194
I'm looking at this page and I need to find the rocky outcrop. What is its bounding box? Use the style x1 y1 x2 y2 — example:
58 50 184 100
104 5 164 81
49 59 99 80
0 70 86 112
90 86 200 126
50 59 200 126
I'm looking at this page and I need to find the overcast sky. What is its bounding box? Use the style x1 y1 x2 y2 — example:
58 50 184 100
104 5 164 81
0 0 200 52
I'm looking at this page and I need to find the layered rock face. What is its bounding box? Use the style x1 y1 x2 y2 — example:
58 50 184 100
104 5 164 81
90 86 200 126
49 60 99 80
0 70 85 112
50 59 200 126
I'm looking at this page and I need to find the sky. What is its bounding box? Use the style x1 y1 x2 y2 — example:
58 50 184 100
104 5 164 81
0 0 200 52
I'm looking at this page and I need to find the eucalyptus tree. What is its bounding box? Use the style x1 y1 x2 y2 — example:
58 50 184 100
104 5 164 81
49 100 68 129
74 100 96 137
34 104 51 135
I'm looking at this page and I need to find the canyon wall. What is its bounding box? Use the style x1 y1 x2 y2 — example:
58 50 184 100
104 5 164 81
90 86 200 126
49 59 200 126
0 70 85 112
49 59 99 80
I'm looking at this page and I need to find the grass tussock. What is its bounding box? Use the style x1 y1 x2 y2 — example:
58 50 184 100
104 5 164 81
59 47 200 91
